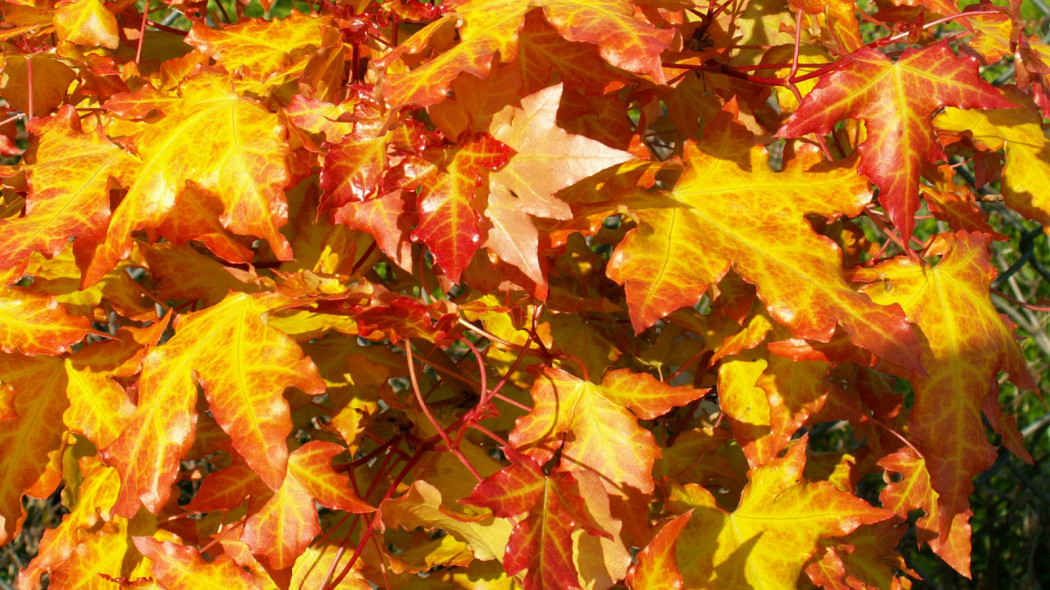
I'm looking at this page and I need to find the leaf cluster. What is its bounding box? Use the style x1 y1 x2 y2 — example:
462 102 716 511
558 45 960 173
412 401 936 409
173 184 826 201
0 0 1048 588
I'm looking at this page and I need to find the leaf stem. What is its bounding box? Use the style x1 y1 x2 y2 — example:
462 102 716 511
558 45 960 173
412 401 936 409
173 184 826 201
25 56 34 120
136 0 150 64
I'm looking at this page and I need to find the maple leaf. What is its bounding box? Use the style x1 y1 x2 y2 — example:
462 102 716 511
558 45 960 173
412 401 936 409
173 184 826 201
183 457 267 513
411 133 512 282
510 366 671 499
101 292 325 517
380 1 531 108
0 53 76 117
608 109 922 373
853 231 1034 574
0 355 69 544
0 107 137 283
0 288 94 355
62 325 165 450
513 12 627 95
382 480 512 562
134 538 266 590
52 0 119 49
718 351 830 468
42 515 157 590
488 83 634 221
777 43 1014 244
85 72 295 286
673 438 892 588
185 12 336 82
878 447 973 576
540 0 673 83
463 454 609 590
805 522 912 590
0 0 1042 585
319 130 390 212
241 441 373 569
481 83 633 290
934 92 1050 233
626 512 692 590
18 457 121 589
382 0 671 108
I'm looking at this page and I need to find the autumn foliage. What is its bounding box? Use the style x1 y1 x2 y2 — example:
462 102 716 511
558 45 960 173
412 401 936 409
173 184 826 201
0 0 1047 587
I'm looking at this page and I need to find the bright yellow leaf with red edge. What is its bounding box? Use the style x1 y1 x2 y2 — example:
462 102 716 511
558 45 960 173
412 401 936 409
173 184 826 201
608 109 922 375
0 354 69 545
853 232 1034 575
135 537 268 590
935 93 1050 234
965 11 1013 64
185 12 335 82
84 72 295 286
0 288 94 355
463 454 609 590
52 0 119 49
675 438 892 589
777 44 1014 245
626 511 692 590
242 441 373 569
101 292 325 517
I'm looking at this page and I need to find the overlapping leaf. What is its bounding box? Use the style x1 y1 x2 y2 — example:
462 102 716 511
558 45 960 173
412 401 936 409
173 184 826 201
185 12 336 81
463 455 608 590
101 292 325 517
0 288 93 355
674 439 892 588
778 44 1014 243
853 231 1034 574
411 133 512 282
0 355 69 544
510 366 688 500
626 512 692 590
85 72 295 286
0 0 1040 587
52 0 119 49
380 1 531 108
541 0 673 83
383 0 671 108
18 457 121 589
0 107 137 282
242 441 373 569
609 110 922 373
935 92 1050 232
